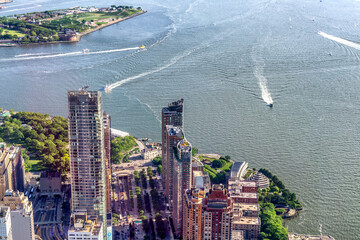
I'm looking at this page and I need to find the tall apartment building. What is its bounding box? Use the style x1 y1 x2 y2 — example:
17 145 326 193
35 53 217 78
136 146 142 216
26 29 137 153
68 90 107 239
161 99 184 188
0 206 12 240
163 125 184 205
203 184 232 240
103 112 112 214
1 190 35 240
172 139 192 236
182 188 206 240
0 144 25 200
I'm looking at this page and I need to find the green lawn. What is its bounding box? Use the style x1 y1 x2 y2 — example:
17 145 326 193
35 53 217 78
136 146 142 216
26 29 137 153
28 160 45 172
75 10 141 22
220 161 233 171
75 12 119 22
0 28 26 37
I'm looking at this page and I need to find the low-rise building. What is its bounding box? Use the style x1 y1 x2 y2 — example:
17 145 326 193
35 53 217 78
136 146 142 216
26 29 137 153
228 180 258 193
230 162 248 181
39 171 62 195
231 216 260 240
141 147 161 160
68 211 103 240
248 172 270 190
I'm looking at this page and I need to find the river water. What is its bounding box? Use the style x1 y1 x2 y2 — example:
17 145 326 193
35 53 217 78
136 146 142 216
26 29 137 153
1 0 360 238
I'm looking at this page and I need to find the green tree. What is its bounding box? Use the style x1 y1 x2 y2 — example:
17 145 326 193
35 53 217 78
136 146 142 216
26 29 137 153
157 165 162 175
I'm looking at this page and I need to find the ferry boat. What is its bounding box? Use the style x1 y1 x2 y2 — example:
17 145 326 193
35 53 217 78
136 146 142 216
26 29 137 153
139 45 146 49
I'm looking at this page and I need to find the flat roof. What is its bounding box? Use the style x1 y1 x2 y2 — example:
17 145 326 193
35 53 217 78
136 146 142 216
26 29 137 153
233 203 259 212
229 191 258 199
229 180 257 188
232 217 260 225
166 125 183 137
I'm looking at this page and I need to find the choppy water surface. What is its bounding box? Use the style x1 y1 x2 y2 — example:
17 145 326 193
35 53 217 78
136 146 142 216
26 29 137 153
1 0 360 238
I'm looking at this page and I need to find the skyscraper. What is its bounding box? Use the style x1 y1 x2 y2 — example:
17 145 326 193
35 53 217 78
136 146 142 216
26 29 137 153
68 90 107 239
103 112 112 214
161 99 184 188
163 125 184 205
182 188 205 240
173 139 192 236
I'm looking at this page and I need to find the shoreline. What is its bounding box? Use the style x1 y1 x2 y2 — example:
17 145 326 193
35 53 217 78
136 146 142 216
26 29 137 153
0 10 147 47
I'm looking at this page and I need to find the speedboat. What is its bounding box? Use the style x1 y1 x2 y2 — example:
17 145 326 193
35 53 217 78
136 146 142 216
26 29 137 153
267 103 273 108
139 45 146 49
83 48 89 54
104 84 111 93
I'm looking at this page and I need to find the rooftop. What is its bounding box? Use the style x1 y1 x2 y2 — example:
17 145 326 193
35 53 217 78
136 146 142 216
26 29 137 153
162 99 184 113
177 139 191 152
233 203 259 212
228 180 258 189
230 161 248 179
41 171 61 178
232 217 260 226
166 125 183 137
69 213 102 236
229 191 258 199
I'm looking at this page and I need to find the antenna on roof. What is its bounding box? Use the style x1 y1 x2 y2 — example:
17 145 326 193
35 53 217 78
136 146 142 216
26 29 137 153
79 85 90 91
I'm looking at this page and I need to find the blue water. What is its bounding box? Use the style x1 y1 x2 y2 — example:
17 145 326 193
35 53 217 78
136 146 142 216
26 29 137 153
1 0 360 238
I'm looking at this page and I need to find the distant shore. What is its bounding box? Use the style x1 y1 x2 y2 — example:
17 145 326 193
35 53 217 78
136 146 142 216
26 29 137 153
0 10 147 47
0 0 13 4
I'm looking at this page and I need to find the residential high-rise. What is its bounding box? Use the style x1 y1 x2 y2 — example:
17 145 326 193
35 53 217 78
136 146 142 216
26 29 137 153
103 112 112 214
203 184 232 240
161 99 184 187
163 126 184 205
182 188 206 240
1 190 35 240
173 139 192 236
0 144 25 200
0 206 12 240
68 90 107 239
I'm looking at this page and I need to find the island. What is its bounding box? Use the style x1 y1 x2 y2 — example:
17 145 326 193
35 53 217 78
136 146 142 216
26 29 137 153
0 5 146 46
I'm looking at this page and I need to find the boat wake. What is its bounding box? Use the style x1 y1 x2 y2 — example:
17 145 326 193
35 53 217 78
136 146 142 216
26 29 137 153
0 4 42 13
104 46 201 92
318 31 360 50
2 47 141 62
185 0 204 13
252 46 273 105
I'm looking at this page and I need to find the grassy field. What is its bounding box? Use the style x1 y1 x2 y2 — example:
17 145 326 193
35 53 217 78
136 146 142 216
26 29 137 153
75 12 120 22
28 160 45 172
0 28 26 37
75 10 141 22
